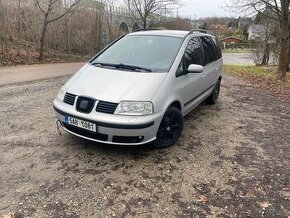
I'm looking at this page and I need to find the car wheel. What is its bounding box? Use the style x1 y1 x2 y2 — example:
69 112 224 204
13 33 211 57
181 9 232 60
207 79 221 105
153 106 183 148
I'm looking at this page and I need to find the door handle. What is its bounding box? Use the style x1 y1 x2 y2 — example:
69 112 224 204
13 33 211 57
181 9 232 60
202 75 206 79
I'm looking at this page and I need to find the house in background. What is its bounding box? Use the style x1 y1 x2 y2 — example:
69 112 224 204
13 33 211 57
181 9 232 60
220 36 243 49
247 24 267 40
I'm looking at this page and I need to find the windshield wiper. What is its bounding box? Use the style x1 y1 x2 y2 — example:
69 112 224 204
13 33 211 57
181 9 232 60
117 64 152 72
92 62 152 72
92 62 118 68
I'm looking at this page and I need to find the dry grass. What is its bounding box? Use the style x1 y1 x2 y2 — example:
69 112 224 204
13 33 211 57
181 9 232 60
224 64 290 100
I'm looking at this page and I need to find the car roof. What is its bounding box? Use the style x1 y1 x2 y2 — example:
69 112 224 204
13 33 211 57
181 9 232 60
128 30 213 38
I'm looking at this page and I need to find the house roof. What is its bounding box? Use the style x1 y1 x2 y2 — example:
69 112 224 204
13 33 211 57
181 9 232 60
249 24 267 33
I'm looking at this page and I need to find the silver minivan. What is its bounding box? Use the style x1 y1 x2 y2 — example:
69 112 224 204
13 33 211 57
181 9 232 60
53 30 222 148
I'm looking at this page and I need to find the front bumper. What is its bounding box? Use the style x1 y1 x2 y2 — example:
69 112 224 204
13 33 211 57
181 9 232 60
53 98 164 145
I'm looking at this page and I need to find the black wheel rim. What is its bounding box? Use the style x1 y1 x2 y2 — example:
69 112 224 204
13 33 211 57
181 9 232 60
157 113 182 144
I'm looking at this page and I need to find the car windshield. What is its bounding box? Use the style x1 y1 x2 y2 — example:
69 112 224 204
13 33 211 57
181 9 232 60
91 35 183 72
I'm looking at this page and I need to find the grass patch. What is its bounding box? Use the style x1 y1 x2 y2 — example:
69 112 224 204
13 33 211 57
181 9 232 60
224 65 275 79
224 64 290 91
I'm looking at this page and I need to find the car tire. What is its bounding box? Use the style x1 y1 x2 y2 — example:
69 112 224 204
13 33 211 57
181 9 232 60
153 106 183 148
207 79 221 105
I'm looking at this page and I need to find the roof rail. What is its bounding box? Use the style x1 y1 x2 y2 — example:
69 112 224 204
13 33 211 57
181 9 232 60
188 29 215 36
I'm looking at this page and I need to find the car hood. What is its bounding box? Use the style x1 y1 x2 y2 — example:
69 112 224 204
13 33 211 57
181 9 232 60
65 63 167 103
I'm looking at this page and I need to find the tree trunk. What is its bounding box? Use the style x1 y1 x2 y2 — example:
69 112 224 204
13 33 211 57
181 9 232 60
287 34 290 71
94 9 100 52
278 21 289 81
0 0 3 54
17 0 21 56
261 43 270 65
107 7 113 42
65 19 69 54
39 16 48 61
0 0 5 54
143 15 147 29
278 0 289 81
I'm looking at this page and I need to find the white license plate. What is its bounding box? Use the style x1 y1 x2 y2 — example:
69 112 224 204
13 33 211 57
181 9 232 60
65 116 96 132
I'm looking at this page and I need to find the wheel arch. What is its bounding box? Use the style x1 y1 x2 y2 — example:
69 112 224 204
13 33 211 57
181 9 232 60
170 100 182 111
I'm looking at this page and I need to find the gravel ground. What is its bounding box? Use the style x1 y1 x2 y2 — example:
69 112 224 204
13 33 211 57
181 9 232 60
0 74 289 217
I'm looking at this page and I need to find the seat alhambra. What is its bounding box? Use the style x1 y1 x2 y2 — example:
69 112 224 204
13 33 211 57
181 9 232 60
53 30 223 148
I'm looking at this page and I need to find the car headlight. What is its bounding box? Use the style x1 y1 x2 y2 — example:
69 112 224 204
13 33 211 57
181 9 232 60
57 86 67 101
115 101 153 115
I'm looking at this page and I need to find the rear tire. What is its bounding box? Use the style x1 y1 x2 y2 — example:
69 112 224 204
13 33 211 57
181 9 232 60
207 79 221 105
153 106 183 149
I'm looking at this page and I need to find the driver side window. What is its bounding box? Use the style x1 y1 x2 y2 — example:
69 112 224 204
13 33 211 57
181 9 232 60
176 37 203 77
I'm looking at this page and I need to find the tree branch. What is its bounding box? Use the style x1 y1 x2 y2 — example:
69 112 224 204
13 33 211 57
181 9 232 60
47 0 81 23
35 0 46 15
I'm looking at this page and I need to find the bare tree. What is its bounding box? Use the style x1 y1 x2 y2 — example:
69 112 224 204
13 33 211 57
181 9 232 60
287 23 290 71
104 2 116 42
93 2 105 52
252 11 275 66
0 0 6 54
0 0 122 65
17 0 21 55
228 0 289 81
35 0 81 61
124 0 180 28
151 17 193 30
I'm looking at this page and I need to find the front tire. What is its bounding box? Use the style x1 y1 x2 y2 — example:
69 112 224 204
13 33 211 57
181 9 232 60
153 106 183 148
207 79 221 105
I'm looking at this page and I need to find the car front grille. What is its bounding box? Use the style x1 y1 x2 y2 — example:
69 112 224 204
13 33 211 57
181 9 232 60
63 93 76 106
96 101 118 114
63 93 118 115
76 97 95 114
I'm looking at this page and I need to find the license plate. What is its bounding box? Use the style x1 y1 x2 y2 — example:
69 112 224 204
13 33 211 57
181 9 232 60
65 116 96 132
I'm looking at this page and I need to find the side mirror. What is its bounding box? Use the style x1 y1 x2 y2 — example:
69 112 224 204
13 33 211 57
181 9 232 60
187 64 204 73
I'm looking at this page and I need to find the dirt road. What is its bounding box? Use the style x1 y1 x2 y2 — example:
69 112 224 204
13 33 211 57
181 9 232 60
0 62 84 86
0 74 289 217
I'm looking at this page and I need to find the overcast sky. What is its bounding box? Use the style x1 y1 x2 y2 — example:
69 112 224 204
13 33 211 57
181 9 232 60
177 0 238 19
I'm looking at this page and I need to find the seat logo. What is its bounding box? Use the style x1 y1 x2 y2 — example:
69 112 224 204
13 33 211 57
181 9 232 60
79 99 89 109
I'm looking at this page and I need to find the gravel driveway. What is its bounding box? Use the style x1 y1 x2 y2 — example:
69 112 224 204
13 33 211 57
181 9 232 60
0 74 289 217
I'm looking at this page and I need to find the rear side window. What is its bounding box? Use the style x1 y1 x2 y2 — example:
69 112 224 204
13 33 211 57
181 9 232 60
212 37 222 59
176 37 203 77
200 36 221 65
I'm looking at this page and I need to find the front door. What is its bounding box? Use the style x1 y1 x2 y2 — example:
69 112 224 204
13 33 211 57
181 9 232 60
175 37 205 114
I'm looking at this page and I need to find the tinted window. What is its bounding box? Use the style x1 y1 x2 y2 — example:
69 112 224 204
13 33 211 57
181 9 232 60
176 37 203 77
184 37 203 67
212 37 222 59
92 35 183 72
201 36 220 65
